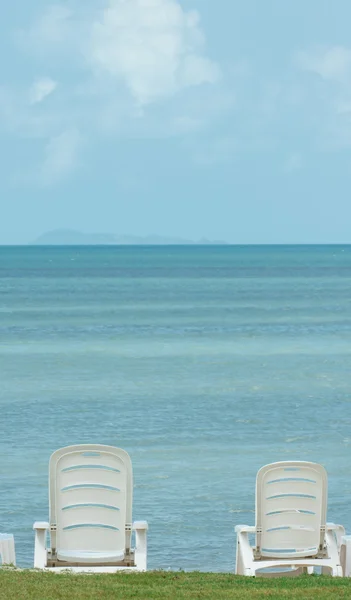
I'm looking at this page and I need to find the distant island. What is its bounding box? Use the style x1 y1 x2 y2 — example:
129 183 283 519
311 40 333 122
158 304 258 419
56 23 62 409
31 230 226 246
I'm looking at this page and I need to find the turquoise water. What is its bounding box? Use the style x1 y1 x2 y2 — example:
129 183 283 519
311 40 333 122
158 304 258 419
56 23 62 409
1 245 351 570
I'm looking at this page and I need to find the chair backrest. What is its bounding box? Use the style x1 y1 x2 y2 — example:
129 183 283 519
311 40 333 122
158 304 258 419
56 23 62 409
255 461 327 559
49 445 133 556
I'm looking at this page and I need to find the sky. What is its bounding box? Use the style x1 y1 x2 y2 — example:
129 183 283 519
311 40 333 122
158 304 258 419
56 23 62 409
1 0 351 244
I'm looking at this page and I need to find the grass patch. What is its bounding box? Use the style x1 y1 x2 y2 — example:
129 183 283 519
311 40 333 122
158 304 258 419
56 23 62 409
1 570 351 600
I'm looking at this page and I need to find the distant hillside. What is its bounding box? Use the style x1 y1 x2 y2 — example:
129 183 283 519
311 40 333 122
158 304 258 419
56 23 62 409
31 230 226 245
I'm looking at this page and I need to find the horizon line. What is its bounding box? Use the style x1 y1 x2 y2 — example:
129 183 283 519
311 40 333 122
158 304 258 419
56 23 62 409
1 243 351 247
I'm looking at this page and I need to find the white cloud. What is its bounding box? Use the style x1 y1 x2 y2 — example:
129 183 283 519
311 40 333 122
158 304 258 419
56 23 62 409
20 1 220 106
39 129 83 185
10 1 223 185
29 77 58 104
89 0 220 105
296 46 351 83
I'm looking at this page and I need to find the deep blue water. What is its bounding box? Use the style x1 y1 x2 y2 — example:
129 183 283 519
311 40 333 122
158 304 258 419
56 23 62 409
1 245 351 571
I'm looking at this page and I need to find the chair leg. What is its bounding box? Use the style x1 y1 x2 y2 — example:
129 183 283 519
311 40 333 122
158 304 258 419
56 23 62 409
235 540 243 575
341 536 351 576
0 535 16 566
134 525 147 571
33 529 47 569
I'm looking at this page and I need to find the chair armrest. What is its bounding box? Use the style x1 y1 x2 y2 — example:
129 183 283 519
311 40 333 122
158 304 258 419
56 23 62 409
33 521 49 531
235 525 255 534
327 522 345 532
133 521 148 531
327 523 346 551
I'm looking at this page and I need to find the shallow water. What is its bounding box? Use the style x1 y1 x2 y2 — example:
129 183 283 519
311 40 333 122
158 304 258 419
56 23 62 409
1 245 351 570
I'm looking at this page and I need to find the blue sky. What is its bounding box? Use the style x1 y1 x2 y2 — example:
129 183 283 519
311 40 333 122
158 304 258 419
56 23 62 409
1 0 351 244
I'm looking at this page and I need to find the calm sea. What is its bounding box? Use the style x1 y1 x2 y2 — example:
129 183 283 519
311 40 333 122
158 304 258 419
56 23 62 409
1 245 351 570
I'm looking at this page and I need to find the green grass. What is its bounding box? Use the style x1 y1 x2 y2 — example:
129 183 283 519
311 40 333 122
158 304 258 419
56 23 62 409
1 571 351 600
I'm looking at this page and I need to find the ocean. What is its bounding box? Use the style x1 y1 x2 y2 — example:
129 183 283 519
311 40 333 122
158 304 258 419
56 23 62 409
1 244 351 571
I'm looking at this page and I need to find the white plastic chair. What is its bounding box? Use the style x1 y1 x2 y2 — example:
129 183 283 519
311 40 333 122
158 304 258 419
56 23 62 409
0 534 16 566
33 444 148 572
235 461 344 577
